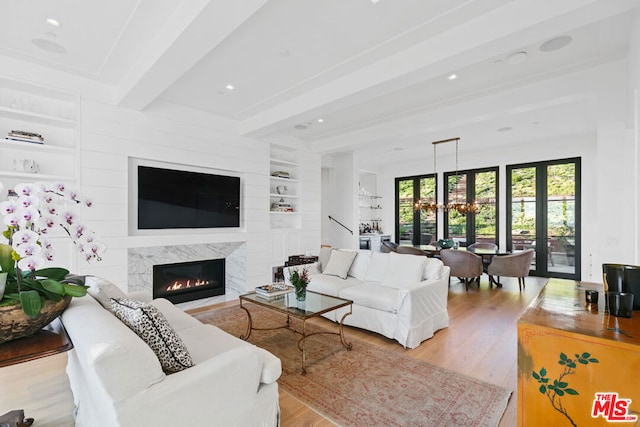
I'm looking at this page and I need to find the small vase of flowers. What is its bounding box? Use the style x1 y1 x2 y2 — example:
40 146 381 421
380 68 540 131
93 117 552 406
0 181 104 325
289 266 309 302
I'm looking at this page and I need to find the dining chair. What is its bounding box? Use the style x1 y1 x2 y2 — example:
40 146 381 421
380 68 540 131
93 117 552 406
466 242 499 271
439 249 483 291
486 249 534 291
396 245 429 256
466 242 498 251
381 240 399 253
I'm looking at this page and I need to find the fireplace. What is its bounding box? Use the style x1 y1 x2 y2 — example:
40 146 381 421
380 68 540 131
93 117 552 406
153 259 225 304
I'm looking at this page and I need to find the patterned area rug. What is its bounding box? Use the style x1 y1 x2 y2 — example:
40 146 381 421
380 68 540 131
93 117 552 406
192 305 511 427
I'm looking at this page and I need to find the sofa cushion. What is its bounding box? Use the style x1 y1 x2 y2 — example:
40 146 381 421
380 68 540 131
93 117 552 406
111 298 194 374
364 251 390 282
318 246 333 272
323 249 358 279
422 257 444 280
381 252 427 289
85 276 127 311
348 250 371 280
339 283 399 313
308 274 361 297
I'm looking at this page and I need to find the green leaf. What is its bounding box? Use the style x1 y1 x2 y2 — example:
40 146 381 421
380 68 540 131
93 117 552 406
582 352 590 358
63 283 87 297
532 371 540 380
560 353 567 361
541 378 549 383
539 385 546 394
568 362 576 368
565 389 579 395
0 243 14 274
578 359 588 365
557 382 568 389
19 290 42 317
540 367 547 377
556 389 565 396
41 279 65 295
589 358 599 363
35 267 70 282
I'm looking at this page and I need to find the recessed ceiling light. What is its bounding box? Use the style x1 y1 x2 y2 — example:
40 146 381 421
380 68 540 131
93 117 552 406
294 124 307 130
31 38 66 54
497 126 513 132
317 118 324 123
448 74 458 81
506 51 528 65
540 35 572 52
225 84 234 91
46 18 61 27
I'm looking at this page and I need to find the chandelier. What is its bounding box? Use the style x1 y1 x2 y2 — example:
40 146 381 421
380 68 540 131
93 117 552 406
414 137 479 216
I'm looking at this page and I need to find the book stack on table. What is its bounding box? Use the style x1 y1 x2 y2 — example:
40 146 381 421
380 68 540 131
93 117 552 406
255 283 293 298
5 130 44 144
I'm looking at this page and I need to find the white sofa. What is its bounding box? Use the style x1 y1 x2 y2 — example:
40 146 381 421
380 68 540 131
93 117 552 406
284 249 450 349
60 280 281 427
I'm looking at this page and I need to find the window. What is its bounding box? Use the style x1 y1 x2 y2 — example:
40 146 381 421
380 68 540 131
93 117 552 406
444 167 498 246
395 175 437 245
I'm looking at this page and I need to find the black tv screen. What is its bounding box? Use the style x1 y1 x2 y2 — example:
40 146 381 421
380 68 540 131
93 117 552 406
138 166 240 229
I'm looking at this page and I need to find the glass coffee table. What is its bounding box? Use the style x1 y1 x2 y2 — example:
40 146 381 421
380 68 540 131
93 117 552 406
239 290 353 374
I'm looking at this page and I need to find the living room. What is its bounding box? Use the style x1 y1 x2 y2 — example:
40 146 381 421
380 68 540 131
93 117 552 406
0 1 639 426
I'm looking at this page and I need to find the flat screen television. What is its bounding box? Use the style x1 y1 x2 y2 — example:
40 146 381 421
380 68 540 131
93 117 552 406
137 165 240 229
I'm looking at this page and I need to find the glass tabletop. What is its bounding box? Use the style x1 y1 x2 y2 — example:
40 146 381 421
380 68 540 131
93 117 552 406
240 290 352 319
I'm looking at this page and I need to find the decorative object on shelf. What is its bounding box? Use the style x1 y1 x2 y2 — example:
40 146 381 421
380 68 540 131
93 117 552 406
255 283 293 298
289 266 309 302
5 130 44 145
271 170 290 179
271 198 293 212
414 137 479 215
276 185 288 195
0 181 105 342
12 159 39 174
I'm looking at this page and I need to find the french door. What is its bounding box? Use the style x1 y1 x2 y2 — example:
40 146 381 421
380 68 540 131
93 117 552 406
395 175 437 245
507 158 581 279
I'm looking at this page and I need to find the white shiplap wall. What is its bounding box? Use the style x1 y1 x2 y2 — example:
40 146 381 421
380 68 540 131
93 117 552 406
76 98 310 291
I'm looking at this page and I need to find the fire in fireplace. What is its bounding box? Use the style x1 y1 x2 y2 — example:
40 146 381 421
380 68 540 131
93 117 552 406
153 259 225 304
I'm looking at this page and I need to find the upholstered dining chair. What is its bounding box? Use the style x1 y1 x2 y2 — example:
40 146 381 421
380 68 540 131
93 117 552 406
486 249 535 291
439 249 483 291
396 245 429 256
466 242 498 251
381 240 399 253
466 242 499 270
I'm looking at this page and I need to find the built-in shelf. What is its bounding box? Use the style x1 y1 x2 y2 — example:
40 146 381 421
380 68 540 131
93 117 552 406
0 77 79 192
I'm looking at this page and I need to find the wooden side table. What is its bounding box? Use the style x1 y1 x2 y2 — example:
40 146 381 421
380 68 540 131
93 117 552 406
0 318 73 427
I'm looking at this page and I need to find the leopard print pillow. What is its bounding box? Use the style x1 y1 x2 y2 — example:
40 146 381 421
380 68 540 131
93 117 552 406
111 298 194 374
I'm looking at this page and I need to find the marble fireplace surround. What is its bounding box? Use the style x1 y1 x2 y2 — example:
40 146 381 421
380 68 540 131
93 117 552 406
128 242 246 308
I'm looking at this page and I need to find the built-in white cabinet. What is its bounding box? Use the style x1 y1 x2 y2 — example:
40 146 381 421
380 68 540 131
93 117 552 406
269 146 301 230
0 77 79 193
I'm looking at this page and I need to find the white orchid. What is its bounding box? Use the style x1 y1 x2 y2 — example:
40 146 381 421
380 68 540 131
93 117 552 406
0 181 105 267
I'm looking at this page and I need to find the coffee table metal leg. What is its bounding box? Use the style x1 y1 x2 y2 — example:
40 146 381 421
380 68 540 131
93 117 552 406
239 302 252 340
300 319 307 375
338 306 353 350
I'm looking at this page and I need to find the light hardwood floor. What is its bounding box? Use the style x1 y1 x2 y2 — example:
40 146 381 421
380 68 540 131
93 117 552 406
0 275 548 426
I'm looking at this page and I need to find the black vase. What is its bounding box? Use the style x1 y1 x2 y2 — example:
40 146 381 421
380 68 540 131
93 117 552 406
603 263 640 310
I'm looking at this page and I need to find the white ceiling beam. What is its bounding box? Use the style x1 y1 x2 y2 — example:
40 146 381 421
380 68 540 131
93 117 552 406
238 0 637 137
116 0 269 111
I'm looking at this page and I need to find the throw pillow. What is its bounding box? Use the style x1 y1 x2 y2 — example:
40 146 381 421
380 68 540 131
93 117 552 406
348 250 371 281
318 246 333 272
364 251 390 282
111 298 194 374
422 258 443 280
85 276 127 311
323 249 358 279
380 252 427 289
